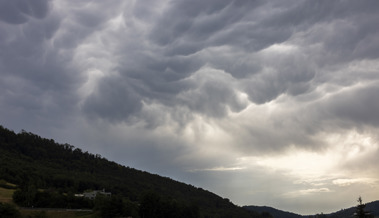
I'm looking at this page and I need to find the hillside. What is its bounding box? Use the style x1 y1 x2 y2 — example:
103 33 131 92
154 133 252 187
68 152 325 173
327 200 379 218
243 206 303 218
0 125 267 218
245 200 379 218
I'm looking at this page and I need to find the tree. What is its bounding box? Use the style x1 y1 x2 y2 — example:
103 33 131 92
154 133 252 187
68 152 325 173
354 196 373 218
261 211 273 218
12 184 37 207
0 202 21 218
139 192 161 218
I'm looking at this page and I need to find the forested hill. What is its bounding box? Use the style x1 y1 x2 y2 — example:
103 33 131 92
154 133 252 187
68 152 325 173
0 125 267 218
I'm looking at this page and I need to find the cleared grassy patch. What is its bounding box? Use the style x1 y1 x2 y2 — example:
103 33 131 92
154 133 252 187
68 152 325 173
20 209 97 218
0 187 15 204
0 184 97 217
0 180 17 189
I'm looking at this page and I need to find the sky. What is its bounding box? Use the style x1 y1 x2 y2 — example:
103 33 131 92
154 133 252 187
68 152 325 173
1 0 379 215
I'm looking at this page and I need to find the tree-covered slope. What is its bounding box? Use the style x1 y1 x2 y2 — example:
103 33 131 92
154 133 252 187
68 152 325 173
0 125 266 218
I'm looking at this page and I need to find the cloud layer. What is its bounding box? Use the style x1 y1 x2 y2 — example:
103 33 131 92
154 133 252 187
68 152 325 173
1 0 379 214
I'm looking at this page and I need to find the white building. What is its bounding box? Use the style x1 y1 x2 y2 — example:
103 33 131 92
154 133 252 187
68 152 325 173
82 189 111 200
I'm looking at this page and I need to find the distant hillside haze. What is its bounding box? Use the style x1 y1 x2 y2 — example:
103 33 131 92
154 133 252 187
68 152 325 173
0 125 268 218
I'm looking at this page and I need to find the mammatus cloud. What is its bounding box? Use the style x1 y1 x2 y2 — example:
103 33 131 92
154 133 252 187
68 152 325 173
1 0 379 215
0 0 50 24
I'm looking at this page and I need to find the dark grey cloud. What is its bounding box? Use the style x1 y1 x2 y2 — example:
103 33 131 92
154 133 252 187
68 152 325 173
325 83 379 128
242 53 316 104
72 0 379 171
0 0 50 24
75 0 379 126
0 0 85 135
83 74 143 122
177 76 247 117
149 0 278 56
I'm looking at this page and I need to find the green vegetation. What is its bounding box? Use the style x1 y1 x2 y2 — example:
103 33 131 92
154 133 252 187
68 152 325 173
0 125 268 218
0 202 21 217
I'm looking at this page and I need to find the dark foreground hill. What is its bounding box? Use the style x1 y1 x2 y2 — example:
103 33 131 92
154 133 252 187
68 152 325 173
0 125 267 218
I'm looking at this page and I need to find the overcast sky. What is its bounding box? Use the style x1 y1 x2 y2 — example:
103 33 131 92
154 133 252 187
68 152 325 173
1 0 379 215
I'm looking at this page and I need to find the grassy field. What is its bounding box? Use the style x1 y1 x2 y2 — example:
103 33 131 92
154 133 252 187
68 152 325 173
0 180 17 188
0 186 15 204
20 210 97 218
0 184 96 217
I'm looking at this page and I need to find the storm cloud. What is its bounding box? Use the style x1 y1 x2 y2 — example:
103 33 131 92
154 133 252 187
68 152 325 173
1 0 379 214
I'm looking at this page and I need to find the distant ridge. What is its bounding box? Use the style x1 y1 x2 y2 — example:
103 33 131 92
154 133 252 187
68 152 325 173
327 200 379 218
243 205 303 218
244 200 379 218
